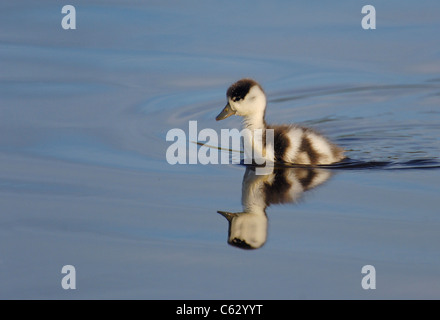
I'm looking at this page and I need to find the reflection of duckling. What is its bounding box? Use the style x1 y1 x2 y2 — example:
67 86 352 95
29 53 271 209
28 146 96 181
218 166 331 250
216 79 345 165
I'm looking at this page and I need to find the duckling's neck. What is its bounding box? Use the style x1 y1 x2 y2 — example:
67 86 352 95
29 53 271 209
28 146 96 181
242 172 271 215
242 109 267 131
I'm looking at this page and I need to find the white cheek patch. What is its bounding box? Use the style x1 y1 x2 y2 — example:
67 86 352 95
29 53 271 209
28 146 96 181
228 99 239 112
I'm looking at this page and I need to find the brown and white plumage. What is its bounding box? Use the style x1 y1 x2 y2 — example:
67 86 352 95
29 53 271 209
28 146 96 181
216 78 345 165
218 166 332 249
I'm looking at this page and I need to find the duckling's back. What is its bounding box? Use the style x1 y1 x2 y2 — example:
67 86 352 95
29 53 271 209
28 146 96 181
267 124 345 165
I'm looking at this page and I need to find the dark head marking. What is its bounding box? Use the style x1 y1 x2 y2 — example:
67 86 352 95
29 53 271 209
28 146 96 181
230 237 254 250
227 78 263 102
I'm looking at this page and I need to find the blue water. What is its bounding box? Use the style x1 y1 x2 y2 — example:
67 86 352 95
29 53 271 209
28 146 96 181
0 1 439 299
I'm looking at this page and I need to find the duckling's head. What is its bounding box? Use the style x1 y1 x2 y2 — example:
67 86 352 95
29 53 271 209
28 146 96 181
216 78 266 122
218 210 267 250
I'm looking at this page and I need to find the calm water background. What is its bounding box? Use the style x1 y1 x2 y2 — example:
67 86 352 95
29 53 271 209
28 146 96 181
0 1 439 299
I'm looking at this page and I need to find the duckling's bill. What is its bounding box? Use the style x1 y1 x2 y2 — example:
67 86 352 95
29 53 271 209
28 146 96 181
216 103 235 121
217 210 238 221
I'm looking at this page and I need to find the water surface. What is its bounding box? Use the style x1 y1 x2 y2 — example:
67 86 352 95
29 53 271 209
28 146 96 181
0 1 439 299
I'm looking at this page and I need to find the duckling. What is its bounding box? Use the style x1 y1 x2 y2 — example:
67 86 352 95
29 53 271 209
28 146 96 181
216 78 345 165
